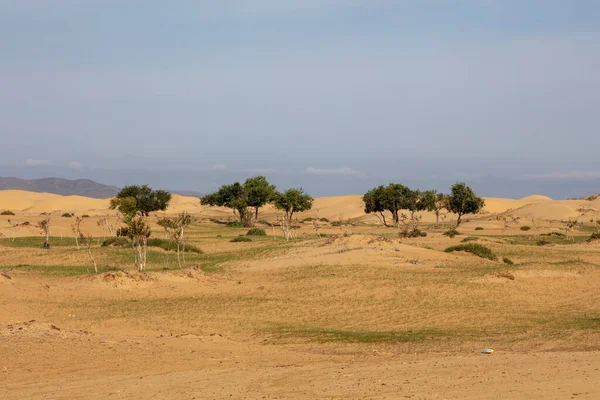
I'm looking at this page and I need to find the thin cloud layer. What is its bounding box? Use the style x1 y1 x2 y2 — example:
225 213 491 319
305 167 363 177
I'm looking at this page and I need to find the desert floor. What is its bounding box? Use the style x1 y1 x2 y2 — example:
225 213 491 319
1 191 600 399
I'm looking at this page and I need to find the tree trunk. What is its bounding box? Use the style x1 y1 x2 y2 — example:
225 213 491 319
255 207 259 220
377 212 389 227
435 211 440 228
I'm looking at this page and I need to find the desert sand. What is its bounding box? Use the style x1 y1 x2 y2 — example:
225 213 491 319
1 190 600 399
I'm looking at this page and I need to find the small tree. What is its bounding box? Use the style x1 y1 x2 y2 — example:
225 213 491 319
110 185 171 217
245 176 276 220
126 216 151 272
420 191 449 228
447 183 485 227
38 217 51 249
363 186 391 227
72 216 84 250
157 212 193 269
273 188 313 222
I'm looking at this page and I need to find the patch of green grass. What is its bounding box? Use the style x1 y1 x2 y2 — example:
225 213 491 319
0 264 120 277
272 327 448 343
231 236 252 243
461 236 478 243
0 236 77 248
445 243 497 261
101 237 202 253
226 221 245 228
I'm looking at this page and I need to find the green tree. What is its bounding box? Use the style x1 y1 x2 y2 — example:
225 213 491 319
362 184 418 226
110 185 172 217
447 183 485 227
244 176 277 220
157 212 193 269
273 188 313 222
201 182 253 227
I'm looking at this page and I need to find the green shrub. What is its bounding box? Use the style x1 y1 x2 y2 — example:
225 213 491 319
330 221 342 227
102 237 130 247
461 236 478 243
226 221 244 228
503 257 514 265
0 210 15 216
301 217 314 222
475 227 484 231
116 227 130 237
231 236 252 243
147 238 203 254
588 232 600 242
247 228 267 236
443 229 460 238
520 226 531 231
536 239 550 246
81 214 90 218
319 217 330 222
61 212 73 218
399 229 427 238
444 243 496 260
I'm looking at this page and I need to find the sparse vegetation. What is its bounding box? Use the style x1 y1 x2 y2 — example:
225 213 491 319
475 227 484 230
461 236 478 243
537 239 551 246
319 217 329 222
443 229 460 238
231 236 252 243
520 226 531 231
503 257 514 265
444 243 496 260
0 210 15 216
226 221 245 228
588 232 600 242
246 228 267 236
61 212 73 218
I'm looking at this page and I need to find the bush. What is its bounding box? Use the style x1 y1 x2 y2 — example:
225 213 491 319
226 221 244 228
588 232 600 242
330 221 342 227
147 238 203 254
475 227 484 231
536 239 550 246
61 212 73 218
444 243 496 260
0 210 15 216
399 229 427 238
443 229 460 238
319 217 330 222
503 257 514 265
102 237 130 247
461 236 478 243
247 228 266 236
301 217 314 222
520 226 531 231
116 227 130 237
81 214 90 218
231 236 252 243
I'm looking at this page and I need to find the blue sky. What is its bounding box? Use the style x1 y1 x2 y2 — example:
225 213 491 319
1 1 599 198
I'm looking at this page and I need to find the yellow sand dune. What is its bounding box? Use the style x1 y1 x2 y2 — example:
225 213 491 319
1 190 598 223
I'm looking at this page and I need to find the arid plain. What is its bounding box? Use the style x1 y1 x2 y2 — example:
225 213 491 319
1 190 600 399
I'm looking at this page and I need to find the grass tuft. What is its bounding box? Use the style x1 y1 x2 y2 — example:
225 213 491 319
231 236 252 243
444 243 496 260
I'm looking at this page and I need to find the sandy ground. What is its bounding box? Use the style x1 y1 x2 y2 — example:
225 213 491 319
2 191 600 398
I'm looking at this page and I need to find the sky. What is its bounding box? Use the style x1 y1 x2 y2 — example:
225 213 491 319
1 0 599 199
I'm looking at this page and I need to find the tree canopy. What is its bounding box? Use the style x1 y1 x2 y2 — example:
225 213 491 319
447 182 485 226
273 188 313 222
110 185 171 217
201 176 276 227
245 176 277 219
362 184 427 226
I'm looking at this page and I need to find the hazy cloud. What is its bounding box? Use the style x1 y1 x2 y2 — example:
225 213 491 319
68 161 83 169
25 159 51 166
211 164 227 171
524 171 600 181
305 167 363 177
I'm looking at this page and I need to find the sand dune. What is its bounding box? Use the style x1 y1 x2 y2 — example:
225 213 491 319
1 190 599 223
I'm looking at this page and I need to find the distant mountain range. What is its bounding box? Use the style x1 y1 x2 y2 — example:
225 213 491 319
0 177 202 199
